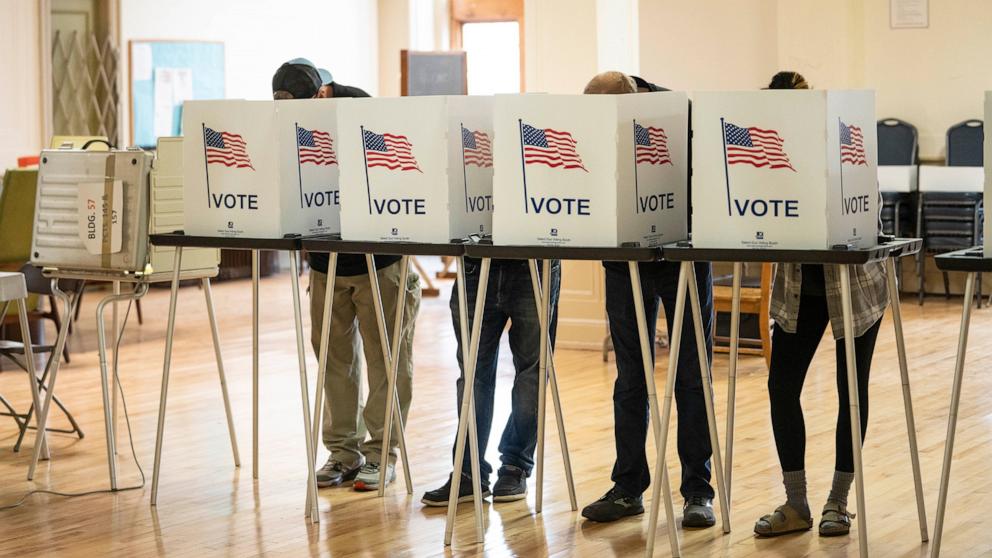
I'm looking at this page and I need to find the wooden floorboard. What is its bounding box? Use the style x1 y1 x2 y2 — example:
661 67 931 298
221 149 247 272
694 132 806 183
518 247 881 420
1 270 990 557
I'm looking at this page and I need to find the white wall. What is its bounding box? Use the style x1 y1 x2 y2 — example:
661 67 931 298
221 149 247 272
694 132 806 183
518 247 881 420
119 0 378 144
0 2 43 169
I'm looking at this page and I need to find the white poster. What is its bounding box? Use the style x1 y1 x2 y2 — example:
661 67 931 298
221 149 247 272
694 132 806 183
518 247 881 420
890 0 928 29
154 67 194 139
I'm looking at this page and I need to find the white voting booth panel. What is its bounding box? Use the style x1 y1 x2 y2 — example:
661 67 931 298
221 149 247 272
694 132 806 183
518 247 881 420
336 95 494 243
491 92 689 247
692 90 878 250
878 165 918 192
918 165 984 192
985 91 992 257
182 100 342 239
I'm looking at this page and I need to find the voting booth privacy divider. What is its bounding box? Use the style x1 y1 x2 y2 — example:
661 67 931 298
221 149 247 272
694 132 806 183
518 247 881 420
985 91 992 257
878 165 918 192
491 92 689 247
182 100 342 239
336 95 494 243
692 90 879 250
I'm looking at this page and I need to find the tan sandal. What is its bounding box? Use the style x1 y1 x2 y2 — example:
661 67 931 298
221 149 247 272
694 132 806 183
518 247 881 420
819 501 854 537
754 504 813 537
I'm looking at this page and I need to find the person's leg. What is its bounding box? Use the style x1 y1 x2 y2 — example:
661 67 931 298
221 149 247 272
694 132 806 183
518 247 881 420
422 259 507 505
352 260 420 488
754 294 829 535
308 270 364 483
826 316 882 511
582 262 657 522
496 260 560 497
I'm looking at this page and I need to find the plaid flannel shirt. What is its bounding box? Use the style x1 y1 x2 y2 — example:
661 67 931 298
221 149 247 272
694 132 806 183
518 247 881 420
770 261 889 340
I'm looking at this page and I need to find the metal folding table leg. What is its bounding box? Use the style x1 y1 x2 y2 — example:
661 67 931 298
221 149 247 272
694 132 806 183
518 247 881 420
252 249 260 480
685 263 731 534
289 251 320 523
28 282 76 480
445 257 492 546
630 261 681 558
533 258 552 513
725 263 742 501
16 297 46 461
527 259 577 512
306 253 338 518
365 255 413 496
837 264 869 557
152 247 184 505
112 281 120 456
95 282 149 490
930 271 976 558
884 257 928 542
202 277 241 468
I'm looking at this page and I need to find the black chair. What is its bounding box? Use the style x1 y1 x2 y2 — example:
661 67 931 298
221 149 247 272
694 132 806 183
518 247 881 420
946 119 983 167
878 118 920 292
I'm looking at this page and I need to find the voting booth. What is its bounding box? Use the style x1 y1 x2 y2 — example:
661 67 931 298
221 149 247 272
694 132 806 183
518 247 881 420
491 92 689 247
878 166 918 192
919 165 984 192
30 141 218 277
182 100 342 239
692 90 878 250
985 92 992 256
336 95 494 243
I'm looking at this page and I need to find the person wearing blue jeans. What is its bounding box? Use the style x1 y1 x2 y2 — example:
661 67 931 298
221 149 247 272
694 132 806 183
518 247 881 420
582 259 716 527
421 258 561 505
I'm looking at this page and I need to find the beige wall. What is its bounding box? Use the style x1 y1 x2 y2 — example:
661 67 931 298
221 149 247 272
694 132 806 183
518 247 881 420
0 2 43 169
377 0 409 97
524 0 598 94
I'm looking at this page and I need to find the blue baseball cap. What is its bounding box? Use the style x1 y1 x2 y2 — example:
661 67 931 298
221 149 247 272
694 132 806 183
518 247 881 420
286 57 315 67
317 68 334 86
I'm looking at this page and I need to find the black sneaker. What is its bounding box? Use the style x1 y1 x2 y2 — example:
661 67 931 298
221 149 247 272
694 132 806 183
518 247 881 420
682 495 716 528
493 465 527 502
421 473 491 507
581 486 644 522
315 457 363 488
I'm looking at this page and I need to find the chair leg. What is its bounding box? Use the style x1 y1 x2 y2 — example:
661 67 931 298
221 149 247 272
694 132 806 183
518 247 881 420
73 283 86 322
760 308 772 370
917 253 925 305
135 298 144 325
942 271 951 300
977 273 983 309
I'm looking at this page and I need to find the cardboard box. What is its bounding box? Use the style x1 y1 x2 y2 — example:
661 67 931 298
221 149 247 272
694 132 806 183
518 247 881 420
182 99 341 238
491 92 689 247
692 90 878 250
918 165 984 192
336 95 494 243
878 165 918 192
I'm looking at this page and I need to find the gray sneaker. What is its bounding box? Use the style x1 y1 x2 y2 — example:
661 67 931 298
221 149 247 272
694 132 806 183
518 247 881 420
316 457 364 488
353 462 395 492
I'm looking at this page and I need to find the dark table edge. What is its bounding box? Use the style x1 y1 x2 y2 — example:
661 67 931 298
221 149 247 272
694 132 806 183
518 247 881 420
934 246 992 272
661 239 922 265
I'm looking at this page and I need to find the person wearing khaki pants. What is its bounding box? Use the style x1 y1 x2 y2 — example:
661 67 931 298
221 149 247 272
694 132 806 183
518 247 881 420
309 258 420 491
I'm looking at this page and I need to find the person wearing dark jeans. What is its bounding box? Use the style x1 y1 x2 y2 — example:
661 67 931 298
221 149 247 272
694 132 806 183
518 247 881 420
421 259 561 506
581 260 716 526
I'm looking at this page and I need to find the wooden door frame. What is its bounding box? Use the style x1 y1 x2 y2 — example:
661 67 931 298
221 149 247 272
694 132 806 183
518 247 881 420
449 0 525 91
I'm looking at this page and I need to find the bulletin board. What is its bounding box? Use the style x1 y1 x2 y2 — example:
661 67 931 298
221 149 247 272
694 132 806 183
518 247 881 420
400 50 467 96
129 40 225 148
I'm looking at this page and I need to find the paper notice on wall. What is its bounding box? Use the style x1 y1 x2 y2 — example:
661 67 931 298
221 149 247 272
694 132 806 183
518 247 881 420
132 43 153 81
77 180 123 255
890 0 928 28
154 67 194 139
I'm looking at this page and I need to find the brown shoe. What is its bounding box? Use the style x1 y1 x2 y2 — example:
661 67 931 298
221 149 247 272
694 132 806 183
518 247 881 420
754 503 813 537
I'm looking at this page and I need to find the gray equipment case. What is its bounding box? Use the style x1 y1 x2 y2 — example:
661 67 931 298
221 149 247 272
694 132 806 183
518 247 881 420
30 140 219 279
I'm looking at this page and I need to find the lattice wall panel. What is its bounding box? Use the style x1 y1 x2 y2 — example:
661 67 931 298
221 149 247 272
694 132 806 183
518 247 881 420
52 30 120 145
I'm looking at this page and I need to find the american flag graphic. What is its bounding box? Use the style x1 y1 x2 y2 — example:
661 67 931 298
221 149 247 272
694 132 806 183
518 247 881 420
839 120 867 166
462 126 492 168
363 129 421 172
297 126 337 166
204 127 254 170
521 123 586 171
723 121 795 171
634 123 672 165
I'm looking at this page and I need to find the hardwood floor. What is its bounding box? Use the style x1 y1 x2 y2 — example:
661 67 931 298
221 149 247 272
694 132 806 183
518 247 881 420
1 269 991 557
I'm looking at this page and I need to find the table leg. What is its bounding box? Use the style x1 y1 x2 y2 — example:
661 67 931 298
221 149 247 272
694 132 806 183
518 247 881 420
634 261 682 558
152 247 184 505
686 263 731 534
203 277 240 468
289 251 319 523
252 249 260 480
28 281 75 480
365 255 413 496
884 257 928 542
725 262 742 501
306 253 337 517
930 271 976 558
837 264 868 557
16 297 48 461
528 259 577 512
533 259 551 513
445 257 492 546
112 281 120 456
